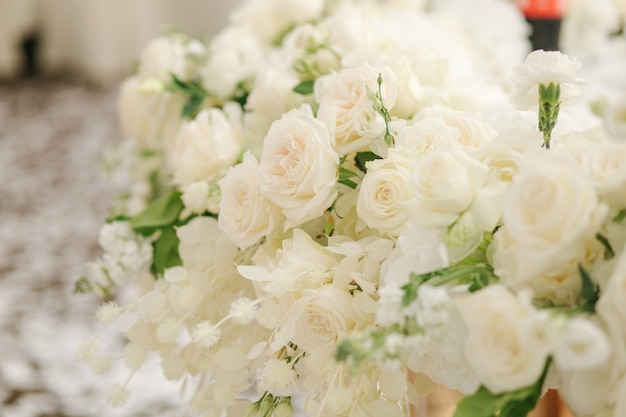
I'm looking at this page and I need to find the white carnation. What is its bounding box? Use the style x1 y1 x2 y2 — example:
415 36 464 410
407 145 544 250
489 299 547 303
512 49 584 110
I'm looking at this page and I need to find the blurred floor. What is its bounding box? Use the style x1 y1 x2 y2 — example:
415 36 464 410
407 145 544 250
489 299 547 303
0 77 180 417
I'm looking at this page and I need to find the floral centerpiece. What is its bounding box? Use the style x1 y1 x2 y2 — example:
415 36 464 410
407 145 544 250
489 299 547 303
77 0 626 416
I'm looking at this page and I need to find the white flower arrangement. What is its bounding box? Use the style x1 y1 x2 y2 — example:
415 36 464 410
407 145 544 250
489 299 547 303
77 0 626 416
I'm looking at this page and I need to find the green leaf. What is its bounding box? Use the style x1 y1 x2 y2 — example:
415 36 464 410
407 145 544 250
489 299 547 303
453 359 551 417
338 166 359 189
354 151 382 173
293 80 315 95
73 277 93 294
182 95 205 119
152 226 182 275
613 209 626 223
324 214 335 237
596 233 615 259
165 74 208 119
129 191 184 236
578 264 599 313
105 214 131 224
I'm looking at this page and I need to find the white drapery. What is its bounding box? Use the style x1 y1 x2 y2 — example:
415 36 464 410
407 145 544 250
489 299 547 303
0 0 242 83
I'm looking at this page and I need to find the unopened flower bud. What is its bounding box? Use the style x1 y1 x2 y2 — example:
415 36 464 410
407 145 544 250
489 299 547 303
273 399 293 417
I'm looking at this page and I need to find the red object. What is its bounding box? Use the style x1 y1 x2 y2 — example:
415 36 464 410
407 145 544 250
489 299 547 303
520 0 565 19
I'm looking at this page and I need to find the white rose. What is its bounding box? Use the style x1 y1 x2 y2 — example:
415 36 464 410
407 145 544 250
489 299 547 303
316 63 396 156
579 141 626 208
553 317 611 371
243 69 305 151
471 127 544 183
137 36 203 82
259 106 339 229
231 0 324 43
416 105 496 149
604 93 626 139
498 154 607 283
288 285 356 353
356 155 412 236
558 363 621 417
455 285 552 394
118 76 186 150
218 153 282 250
407 148 489 228
181 181 210 214
171 109 241 186
181 181 221 215
597 249 626 368
201 27 265 99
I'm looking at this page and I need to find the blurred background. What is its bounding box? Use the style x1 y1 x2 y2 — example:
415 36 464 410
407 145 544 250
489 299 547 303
0 0 624 416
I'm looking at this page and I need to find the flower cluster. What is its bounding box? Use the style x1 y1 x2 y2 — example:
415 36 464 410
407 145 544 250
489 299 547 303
78 0 626 417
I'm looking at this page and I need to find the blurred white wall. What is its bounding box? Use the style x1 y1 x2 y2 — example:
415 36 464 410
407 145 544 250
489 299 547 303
0 0 243 83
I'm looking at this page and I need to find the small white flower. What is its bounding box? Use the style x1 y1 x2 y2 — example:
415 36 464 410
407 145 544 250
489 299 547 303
512 49 583 110
181 181 211 214
89 353 113 375
107 383 131 408
76 338 98 364
96 301 122 325
192 321 222 349
257 359 298 397
228 297 259 325
123 343 149 371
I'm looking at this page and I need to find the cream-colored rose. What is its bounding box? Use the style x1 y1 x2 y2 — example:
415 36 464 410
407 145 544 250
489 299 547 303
218 153 282 250
498 154 607 283
288 285 356 353
118 76 186 150
259 106 339 229
357 155 412 236
455 285 552 394
416 105 496 149
170 108 241 186
407 148 489 228
316 63 396 156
